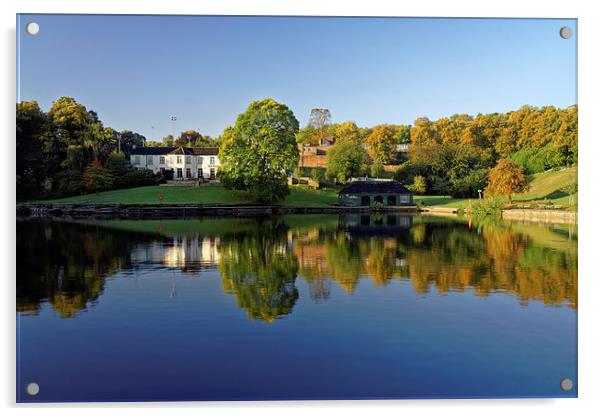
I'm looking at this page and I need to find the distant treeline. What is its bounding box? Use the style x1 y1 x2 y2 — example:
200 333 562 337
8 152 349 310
17 96 577 201
395 105 577 197
294 106 577 196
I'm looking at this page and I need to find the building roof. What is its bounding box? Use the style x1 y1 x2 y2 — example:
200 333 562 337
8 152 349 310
190 147 219 156
338 180 412 195
130 146 219 156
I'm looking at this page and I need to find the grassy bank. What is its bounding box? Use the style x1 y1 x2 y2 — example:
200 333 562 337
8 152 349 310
414 166 578 211
33 184 341 207
28 166 576 211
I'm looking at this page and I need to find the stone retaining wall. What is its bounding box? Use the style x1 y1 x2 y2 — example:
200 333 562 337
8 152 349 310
501 209 577 224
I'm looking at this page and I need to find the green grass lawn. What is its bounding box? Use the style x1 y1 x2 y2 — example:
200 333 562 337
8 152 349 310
413 195 472 209
516 166 578 209
31 166 577 211
414 166 578 211
35 184 341 207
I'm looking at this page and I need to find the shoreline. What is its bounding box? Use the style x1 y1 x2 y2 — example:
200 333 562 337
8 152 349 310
21 203 420 219
20 203 578 225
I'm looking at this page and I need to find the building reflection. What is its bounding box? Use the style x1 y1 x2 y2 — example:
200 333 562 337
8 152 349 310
130 236 221 273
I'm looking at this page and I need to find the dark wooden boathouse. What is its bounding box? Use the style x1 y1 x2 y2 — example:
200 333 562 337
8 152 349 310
338 179 413 207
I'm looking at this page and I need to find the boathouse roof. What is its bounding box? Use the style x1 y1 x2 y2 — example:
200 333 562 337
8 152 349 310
338 180 413 195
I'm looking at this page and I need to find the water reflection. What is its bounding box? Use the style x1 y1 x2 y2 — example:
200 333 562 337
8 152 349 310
17 214 577 321
219 219 299 322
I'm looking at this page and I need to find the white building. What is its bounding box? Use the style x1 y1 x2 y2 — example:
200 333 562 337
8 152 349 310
129 146 220 180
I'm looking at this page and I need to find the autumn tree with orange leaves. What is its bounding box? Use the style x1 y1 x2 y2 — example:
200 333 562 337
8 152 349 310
485 159 528 203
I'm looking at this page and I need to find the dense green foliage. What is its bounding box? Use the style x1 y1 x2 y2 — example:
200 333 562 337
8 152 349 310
325 139 367 183
394 143 491 197
83 160 113 194
366 124 410 164
395 105 577 197
407 175 426 195
470 196 507 216
299 105 575 198
219 98 300 202
16 98 159 200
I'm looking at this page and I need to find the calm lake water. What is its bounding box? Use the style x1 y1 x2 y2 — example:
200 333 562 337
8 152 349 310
16 214 577 402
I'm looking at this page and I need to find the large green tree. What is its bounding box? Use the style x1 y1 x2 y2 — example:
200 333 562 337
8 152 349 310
118 130 146 157
326 139 367 183
219 98 300 202
47 97 96 173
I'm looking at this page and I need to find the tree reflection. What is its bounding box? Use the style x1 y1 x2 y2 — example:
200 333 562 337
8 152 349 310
219 219 300 322
17 221 155 317
17 214 577 321
397 218 576 307
296 215 577 308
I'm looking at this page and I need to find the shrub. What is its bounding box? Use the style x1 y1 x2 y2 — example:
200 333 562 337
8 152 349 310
370 158 385 178
407 175 427 195
470 196 506 216
393 161 418 184
106 151 132 177
83 160 113 194
52 169 84 198
120 169 161 188
449 168 488 198
371 201 384 211
310 167 326 184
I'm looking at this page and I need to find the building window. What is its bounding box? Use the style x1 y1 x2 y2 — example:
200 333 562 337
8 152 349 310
186 156 191 164
186 168 191 179
159 156 165 165
177 156 183 164
210 168 215 179
177 168 183 179
147 156 153 165
133 155 141 165
210 157 215 165
197 156 203 164
198 168 203 178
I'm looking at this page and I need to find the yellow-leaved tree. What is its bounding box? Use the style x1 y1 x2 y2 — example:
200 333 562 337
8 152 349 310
485 159 528 203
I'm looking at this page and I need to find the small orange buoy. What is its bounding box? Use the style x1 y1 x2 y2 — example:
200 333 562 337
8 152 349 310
159 195 164 201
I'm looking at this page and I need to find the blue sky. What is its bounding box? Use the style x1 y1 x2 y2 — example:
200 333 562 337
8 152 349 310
17 15 577 140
